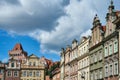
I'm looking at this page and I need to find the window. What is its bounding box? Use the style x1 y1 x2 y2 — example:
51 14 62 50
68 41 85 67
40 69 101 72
90 55 93 64
95 71 97 80
105 65 108 77
99 51 102 60
23 71 26 77
114 40 118 53
14 71 18 77
11 62 14 67
33 62 36 66
109 44 113 55
109 63 113 76
114 61 118 75
8 71 11 77
104 47 108 57
36 71 40 77
79 62 81 69
90 72 93 80
94 53 97 63
87 58 89 66
29 71 32 76
99 69 102 79
29 62 32 66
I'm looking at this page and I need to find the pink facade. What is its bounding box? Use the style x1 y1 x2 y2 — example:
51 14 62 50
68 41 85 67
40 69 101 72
5 58 20 80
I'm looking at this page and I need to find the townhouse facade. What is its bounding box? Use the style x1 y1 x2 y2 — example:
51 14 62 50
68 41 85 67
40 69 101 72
0 62 5 80
52 68 60 80
69 39 78 80
89 14 104 80
21 54 45 80
60 48 65 80
78 37 90 80
64 45 71 80
103 1 120 80
5 57 21 80
0 43 46 80
60 1 120 80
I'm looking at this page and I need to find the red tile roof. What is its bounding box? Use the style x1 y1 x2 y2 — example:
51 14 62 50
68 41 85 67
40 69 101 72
102 26 106 32
116 11 120 17
12 43 23 51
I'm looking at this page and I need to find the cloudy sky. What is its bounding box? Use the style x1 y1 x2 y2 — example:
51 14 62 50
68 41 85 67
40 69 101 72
0 0 120 62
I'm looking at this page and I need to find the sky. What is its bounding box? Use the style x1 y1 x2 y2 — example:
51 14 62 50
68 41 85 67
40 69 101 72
0 0 120 62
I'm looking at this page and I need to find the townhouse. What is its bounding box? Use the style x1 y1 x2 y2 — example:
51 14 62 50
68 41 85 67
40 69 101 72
78 36 90 80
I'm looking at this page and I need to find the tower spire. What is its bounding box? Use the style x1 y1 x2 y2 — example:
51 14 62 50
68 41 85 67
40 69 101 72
108 0 114 13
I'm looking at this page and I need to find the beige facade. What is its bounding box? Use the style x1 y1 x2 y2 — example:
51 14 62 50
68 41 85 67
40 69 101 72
21 54 45 80
64 46 71 80
0 62 5 80
78 37 90 80
60 48 65 80
69 39 78 80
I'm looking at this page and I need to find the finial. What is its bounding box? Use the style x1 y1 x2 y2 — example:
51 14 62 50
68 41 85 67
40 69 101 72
95 14 97 17
111 0 113 5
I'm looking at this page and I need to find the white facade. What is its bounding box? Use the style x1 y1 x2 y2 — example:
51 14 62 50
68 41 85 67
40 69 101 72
78 37 90 80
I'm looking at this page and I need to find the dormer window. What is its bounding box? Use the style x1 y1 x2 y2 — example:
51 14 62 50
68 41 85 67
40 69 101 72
11 62 14 67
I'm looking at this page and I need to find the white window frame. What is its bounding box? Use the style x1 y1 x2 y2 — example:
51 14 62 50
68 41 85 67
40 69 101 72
94 71 97 80
114 40 118 53
105 65 108 77
23 71 26 77
109 44 113 55
109 63 113 76
104 47 108 57
94 53 97 63
114 61 118 75
99 69 102 79
14 71 18 77
99 50 102 60
7 71 11 77
29 71 32 77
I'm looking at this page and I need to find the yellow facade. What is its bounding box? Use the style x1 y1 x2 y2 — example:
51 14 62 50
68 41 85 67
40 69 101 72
20 54 45 80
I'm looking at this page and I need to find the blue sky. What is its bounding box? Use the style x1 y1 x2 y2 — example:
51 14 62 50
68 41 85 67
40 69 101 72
0 0 120 62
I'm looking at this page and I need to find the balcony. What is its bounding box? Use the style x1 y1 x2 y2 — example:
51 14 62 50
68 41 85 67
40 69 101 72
21 65 44 69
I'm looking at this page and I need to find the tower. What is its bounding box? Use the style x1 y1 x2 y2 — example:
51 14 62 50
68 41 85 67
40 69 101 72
9 43 28 63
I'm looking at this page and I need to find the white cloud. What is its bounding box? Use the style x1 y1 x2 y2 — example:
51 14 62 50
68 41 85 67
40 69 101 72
2 58 8 63
80 29 91 37
29 0 109 53
0 0 120 54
